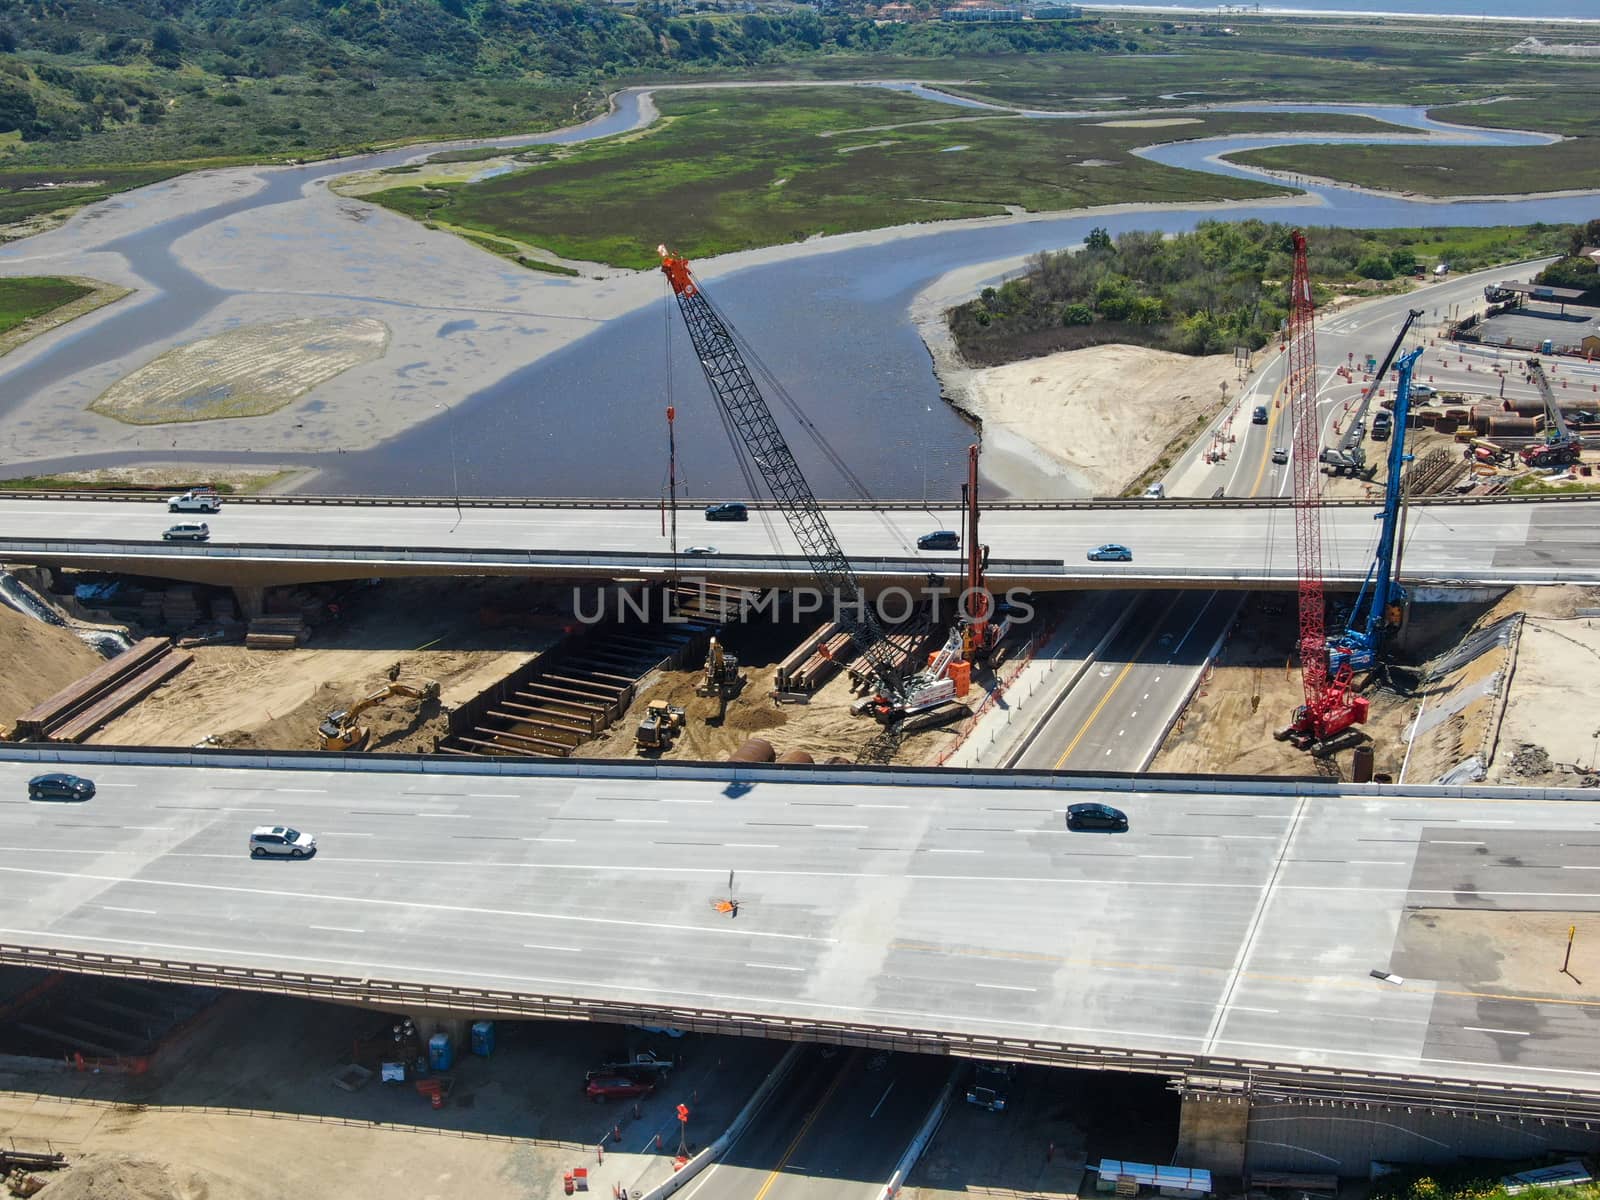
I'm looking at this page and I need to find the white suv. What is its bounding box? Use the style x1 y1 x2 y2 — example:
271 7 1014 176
249 826 317 858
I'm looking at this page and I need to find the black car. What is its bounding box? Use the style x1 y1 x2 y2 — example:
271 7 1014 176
704 502 748 522
1066 802 1127 832
917 530 960 551
1251 405 1269 425
29 772 95 802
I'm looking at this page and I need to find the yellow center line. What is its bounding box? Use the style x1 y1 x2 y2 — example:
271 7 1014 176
751 1051 857 1200
1052 594 1184 770
1247 375 1290 500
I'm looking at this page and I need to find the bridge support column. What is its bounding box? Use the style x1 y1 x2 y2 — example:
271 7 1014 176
233 585 265 620
1175 1093 1250 1178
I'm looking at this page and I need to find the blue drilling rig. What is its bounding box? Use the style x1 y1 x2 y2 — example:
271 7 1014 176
1329 310 1426 676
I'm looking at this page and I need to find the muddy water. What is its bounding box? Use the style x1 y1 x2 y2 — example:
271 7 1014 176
4 90 1598 499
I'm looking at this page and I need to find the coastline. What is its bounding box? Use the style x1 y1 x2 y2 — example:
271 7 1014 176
1082 4 1600 24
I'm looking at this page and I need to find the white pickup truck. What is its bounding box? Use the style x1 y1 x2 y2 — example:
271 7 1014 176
167 489 222 514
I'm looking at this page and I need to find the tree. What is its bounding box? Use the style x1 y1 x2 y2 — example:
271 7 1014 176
1060 302 1093 326
1387 247 1418 276
151 23 183 55
1085 226 1112 252
1356 253 1395 281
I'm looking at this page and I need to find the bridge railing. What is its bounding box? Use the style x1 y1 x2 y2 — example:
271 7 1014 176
0 536 1590 588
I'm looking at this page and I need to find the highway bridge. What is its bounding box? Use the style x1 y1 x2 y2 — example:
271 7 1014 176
5 747 1600 1120
0 494 1596 594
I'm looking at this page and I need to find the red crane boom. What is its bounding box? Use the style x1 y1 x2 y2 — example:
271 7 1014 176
1278 229 1368 751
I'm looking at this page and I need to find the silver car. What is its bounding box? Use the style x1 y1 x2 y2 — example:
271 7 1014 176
249 825 317 858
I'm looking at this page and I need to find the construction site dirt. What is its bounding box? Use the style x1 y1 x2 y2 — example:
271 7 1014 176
0 982 781 1200
1152 585 1600 785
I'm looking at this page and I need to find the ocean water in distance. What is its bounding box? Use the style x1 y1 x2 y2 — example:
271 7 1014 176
1089 1 1599 21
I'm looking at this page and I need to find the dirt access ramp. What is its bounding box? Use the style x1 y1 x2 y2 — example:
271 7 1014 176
1489 606 1600 786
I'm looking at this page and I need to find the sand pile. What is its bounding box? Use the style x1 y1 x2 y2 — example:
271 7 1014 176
0 600 104 735
32 1154 226 1200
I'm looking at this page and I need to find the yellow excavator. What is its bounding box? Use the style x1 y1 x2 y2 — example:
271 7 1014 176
319 679 440 752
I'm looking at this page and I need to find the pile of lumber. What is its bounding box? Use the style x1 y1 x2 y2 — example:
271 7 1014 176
11 638 191 743
246 615 309 650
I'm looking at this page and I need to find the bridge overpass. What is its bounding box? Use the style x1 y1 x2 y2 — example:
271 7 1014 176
0 494 1596 596
4 746 1600 1120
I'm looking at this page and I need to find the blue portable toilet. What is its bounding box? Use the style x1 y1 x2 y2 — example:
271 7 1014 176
428 1032 454 1071
470 1021 496 1057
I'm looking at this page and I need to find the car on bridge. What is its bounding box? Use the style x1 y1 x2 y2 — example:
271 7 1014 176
704 502 748 522
249 826 317 858
585 1075 656 1103
1066 803 1128 832
917 530 960 551
1086 544 1133 562
1252 405 1269 425
168 489 222 514
682 545 718 556
1272 447 1289 465
28 772 94 802
162 522 210 542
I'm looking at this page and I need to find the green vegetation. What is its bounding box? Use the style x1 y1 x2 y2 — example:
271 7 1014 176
1372 1162 1600 1200
948 220 1580 365
458 231 580 275
1228 139 1600 199
0 275 94 335
1530 219 1600 304
0 475 238 493
365 89 1398 268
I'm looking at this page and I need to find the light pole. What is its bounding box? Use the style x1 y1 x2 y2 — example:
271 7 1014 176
435 401 462 532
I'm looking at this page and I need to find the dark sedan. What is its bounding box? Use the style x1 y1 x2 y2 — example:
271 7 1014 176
29 772 95 802
1066 802 1127 832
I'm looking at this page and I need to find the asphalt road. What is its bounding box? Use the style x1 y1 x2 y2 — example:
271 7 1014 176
1012 591 1238 772
5 754 1600 1093
682 1050 947 1200
0 497 1594 588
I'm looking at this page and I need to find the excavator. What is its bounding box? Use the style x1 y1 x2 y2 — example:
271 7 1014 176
696 637 743 722
319 679 441 752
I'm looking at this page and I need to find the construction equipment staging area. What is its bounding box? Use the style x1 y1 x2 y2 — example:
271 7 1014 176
5 751 1600 1120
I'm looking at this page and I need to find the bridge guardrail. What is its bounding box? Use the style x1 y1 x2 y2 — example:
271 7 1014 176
0 938 1596 1119
2 490 1598 512
0 536 1589 588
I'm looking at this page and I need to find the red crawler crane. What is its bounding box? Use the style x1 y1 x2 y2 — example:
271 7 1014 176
1277 229 1368 752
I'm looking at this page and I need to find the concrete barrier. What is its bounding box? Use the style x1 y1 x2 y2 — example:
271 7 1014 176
875 1065 961 1200
637 1044 807 1200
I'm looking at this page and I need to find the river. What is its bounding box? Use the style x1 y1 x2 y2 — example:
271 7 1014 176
0 86 1595 500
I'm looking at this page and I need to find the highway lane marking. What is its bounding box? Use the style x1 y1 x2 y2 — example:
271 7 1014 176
725 843 780 850
99 906 156 916
1229 1006 1279 1015
656 841 723 848
469 793 519 799
1429 840 1486 845
1137 854 1194 860
660 798 714 805
745 962 805 972
276 788 327 794
974 982 1037 993
749 1052 856 1200
0 866 835 941
310 925 365 934
925 848 982 855
856 804 910 810
1463 1026 1529 1037
616 819 669 825
526 837 576 844
869 1079 896 1119
523 943 581 953
1052 594 1183 770
418 812 471 819
453 835 521 842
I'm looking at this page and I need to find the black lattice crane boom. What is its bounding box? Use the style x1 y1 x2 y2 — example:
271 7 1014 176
659 247 908 701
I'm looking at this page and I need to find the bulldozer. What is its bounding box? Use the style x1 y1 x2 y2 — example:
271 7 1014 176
695 637 743 722
635 700 686 753
319 679 441 752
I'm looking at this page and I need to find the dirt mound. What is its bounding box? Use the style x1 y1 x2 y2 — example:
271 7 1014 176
0 601 104 735
212 676 447 754
37 1154 223 1200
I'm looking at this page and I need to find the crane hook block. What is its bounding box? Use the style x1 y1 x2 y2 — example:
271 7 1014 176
659 245 698 298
